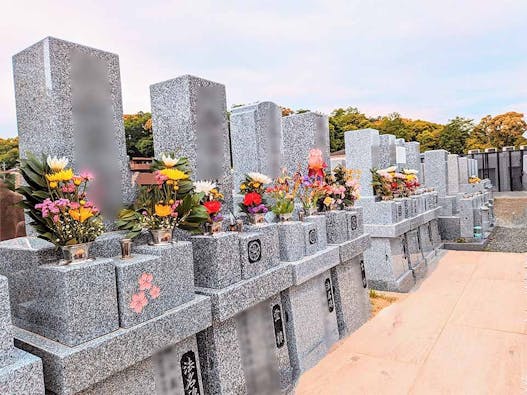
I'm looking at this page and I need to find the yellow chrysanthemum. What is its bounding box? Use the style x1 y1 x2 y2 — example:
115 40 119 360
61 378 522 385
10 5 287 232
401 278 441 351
69 207 94 222
155 204 172 217
46 169 74 183
323 196 334 206
159 168 189 181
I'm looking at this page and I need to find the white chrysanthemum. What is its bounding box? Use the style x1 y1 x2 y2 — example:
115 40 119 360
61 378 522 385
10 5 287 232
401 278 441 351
403 168 418 175
193 180 217 195
247 172 272 184
46 156 69 172
385 166 397 173
160 153 178 168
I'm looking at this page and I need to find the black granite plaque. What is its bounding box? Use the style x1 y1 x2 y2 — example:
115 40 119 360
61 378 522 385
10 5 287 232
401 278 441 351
272 304 285 348
359 259 367 288
325 278 334 312
350 215 358 231
248 239 262 263
181 350 201 395
308 229 317 245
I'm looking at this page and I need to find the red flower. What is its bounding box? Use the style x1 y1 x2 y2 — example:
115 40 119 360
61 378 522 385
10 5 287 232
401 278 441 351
243 192 262 206
203 200 222 215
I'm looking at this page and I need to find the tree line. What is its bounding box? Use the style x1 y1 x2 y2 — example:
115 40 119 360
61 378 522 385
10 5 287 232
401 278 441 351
1 108 526 170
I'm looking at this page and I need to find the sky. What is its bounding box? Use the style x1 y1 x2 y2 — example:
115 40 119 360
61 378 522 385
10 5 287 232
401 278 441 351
1 0 527 138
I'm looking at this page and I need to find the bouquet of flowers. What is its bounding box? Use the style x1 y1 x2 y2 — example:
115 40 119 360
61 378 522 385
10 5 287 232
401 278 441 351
17 153 104 261
307 148 327 180
402 169 420 195
293 172 326 215
194 180 224 233
117 153 208 241
266 169 299 220
468 175 481 184
333 164 361 208
371 166 396 200
239 172 271 222
322 172 345 210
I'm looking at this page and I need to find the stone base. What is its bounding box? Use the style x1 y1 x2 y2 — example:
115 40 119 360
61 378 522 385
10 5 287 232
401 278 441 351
197 262 292 323
281 270 339 380
14 295 212 394
443 238 490 251
438 216 461 241
367 269 415 293
0 348 44 394
79 335 204 395
331 256 370 338
411 257 428 280
198 295 291 394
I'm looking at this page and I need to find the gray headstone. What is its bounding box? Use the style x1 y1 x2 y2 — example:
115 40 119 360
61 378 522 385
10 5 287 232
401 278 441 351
378 134 396 169
458 157 469 183
150 74 233 211
447 154 460 194
344 128 380 196
424 150 449 196
395 138 407 168
230 102 282 187
13 37 134 215
281 112 330 174
405 141 421 172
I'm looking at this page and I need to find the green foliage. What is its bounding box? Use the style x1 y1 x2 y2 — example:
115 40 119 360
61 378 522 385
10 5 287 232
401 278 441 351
439 117 473 154
466 112 527 150
0 137 19 170
123 112 152 157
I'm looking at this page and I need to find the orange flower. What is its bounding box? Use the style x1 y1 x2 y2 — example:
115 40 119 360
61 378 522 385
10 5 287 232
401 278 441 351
154 204 172 217
69 206 94 222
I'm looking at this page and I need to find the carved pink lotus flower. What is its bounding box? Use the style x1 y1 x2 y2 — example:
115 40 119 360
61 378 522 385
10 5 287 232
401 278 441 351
138 273 153 291
149 285 161 299
129 291 148 314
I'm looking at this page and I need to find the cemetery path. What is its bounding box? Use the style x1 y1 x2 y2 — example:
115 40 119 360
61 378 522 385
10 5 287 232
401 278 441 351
295 250 527 394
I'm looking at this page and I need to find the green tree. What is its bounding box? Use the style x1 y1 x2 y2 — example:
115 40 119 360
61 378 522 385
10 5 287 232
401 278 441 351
329 107 371 151
123 112 152 157
467 112 527 150
438 117 473 154
0 137 19 170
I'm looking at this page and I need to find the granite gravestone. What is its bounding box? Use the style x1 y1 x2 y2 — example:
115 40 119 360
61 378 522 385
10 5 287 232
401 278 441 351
405 141 421 172
447 154 460 195
230 102 283 187
13 36 134 217
378 134 396 169
281 112 330 174
424 150 449 196
344 128 380 197
150 74 234 211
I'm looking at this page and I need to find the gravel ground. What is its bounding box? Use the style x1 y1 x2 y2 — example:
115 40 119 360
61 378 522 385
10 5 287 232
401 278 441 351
485 226 527 253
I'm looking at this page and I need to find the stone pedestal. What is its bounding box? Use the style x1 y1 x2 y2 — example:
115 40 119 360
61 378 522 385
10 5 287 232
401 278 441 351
281 271 339 378
331 255 370 337
0 275 45 393
324 210 350 244
16 258 119 347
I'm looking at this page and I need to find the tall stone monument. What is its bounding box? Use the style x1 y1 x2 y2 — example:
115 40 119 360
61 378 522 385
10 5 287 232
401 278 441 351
281 112 330 174
150 74 234 211
230 102 283 187
344 128 380 197
13 36 134 216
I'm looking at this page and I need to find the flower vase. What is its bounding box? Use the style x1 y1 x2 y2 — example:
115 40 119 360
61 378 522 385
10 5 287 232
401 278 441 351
279 213 293 222
205 221 223 235
149 227 174 245
61 242 92 264
248 213 265 224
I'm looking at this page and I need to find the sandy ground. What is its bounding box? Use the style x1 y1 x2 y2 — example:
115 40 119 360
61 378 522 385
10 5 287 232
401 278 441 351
295 250 527 394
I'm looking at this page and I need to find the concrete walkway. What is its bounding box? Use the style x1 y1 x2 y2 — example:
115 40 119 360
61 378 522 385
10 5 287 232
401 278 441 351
296 251 527 394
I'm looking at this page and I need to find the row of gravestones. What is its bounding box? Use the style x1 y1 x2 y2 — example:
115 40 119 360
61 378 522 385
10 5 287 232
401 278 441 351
344 129 444 292
422 151 494 242
0 37 371 394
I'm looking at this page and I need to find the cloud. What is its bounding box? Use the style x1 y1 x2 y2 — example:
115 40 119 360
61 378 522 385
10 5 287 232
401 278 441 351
1 0 526 138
